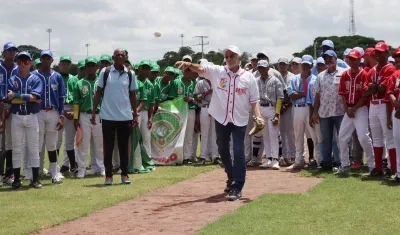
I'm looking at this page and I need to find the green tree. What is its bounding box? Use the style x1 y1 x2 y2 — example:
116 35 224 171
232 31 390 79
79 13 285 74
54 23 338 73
17 45 42 60
292 35 395 59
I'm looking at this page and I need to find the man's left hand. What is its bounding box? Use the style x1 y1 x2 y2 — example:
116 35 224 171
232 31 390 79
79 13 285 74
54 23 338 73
56 116 64 130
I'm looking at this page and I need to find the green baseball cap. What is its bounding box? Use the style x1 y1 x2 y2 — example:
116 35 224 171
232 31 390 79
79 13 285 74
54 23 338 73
99 54 112 63
139 60 151 67
151 64 160 72
164 66 175 74
85 56 98 65
134 63 139 70
173 68 182 76
77 59 86 68
34 58 41 66
59 55 72 63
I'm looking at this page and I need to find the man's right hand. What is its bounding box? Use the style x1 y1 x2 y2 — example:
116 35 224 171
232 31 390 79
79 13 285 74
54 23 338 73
312 111 320 124
74 120 80 130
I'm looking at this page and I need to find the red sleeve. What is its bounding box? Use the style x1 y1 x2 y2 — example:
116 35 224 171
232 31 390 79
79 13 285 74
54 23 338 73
387 71 399 95
381 65 396 87
363 69 373 91
338 72 347 95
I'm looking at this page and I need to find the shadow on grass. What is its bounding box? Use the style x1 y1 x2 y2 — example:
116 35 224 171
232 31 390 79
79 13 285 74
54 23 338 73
83 183 130 188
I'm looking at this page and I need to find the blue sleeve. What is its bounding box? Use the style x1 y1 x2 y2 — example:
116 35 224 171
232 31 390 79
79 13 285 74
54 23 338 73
287 77 296 95
31 76 42 99
306 82 313 104
58 74 65 115
7 76 15 94
97 67 106 88
311 66 318 77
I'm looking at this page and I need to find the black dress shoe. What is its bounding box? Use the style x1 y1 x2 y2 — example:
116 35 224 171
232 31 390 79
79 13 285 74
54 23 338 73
11 180 22 190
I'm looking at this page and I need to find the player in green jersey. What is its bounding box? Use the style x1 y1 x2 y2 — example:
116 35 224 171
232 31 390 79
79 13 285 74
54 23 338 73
77 60 86 79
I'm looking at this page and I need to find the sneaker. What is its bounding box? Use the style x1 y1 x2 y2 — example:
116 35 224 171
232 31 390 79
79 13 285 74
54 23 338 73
57 172 65 179
117 169 122 174
247 159 262 167
3 175 14 185
100 170 106 177
52 176 63 184
286 162 304 172
121 175 131 184
271 159 280 170
213 158 223 165
11 180 22 189
224 180 233 193
366 168 384 178
385 168 393 178
76 170 85 179
334 166 350 177
104 177 113 185
279 157 289 166
196 158 206 166
350 162 362 169
227 189 242 201
29 180 43 189
60 166 70 174
182 159 193 165
259 162 269 168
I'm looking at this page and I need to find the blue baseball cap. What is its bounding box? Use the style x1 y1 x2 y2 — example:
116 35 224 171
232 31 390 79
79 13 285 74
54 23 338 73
323 50 337 58
353 47 364 57
301 55 314 65
257 60 269 68
343 48 352 56
316 57 325 64
40 50 53 58
16 51 32 61
321 40 334 49
3 42 17 51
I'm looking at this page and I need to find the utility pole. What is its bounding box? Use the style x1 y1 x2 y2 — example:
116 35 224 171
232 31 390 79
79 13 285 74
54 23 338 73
194 36 209 58
85 43 90 56
349 0 356 36
180 34 184 47
46 28 52 50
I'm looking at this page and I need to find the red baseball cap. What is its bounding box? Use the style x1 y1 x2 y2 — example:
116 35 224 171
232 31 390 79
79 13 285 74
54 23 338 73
348 49 362 59
392 47 400 58
364 48 375 56
375 42 389 52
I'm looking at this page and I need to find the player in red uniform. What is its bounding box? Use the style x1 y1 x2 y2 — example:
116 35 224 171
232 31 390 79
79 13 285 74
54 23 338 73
363 48 377 73
363 42 397 177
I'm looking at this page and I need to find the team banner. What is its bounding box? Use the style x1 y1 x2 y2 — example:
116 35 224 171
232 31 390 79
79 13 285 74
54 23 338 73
151 97 188 165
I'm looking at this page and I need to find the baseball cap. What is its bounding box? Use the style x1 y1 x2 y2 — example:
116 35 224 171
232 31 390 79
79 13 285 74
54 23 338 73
59 55 72 63
198 58 209 64
323 50 337 58
321 40 334 49
375 42 389 52
182 55 192 62
343 48 352 56
223 45 241 56
139 59 151 67
257 60 269 68
151 64 160 72
99 54 112 63
348 49 362 59
133 63 139 70
316 57 325 64
277 57 289 64
34 58 41 66
301 55 314 65
85 56 98 65
256 51 268 59
77 60 85 68
291 57 302 64
388 56 395 63
173 68 182 76
3 42 17 51
249 54 258 61
353 47 364 57
392 47 400 58
364 48 375 56
16 51 32 61
164 66 175 74
40 50 53 58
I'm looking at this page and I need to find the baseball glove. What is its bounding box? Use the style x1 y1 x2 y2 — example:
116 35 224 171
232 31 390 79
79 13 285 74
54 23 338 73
363 83 379 96
248 116 265 136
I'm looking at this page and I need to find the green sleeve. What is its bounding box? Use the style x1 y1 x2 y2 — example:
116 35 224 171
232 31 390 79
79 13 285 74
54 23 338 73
148 84 155 104
72 81 80 105
138 81 147 101
168 80 177 99
188 82 197 109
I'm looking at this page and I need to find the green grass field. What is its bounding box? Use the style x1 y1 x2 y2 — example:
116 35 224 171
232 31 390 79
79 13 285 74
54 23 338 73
0 164 218 235
198 168 400 235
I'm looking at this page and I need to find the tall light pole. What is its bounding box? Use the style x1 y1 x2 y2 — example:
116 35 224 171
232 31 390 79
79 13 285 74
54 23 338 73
180 34 184 48
85 43 90 56
46 28 52 50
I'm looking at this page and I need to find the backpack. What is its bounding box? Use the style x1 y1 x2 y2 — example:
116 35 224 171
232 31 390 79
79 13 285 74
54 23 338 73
102 66 133 95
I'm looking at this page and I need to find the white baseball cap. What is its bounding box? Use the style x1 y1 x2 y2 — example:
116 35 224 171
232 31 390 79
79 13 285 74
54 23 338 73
277 57 289 64
291 57 302 64
198 58 209 65
257 60 269 68
249 54 258 61
182 55 192 62
223 45 241 56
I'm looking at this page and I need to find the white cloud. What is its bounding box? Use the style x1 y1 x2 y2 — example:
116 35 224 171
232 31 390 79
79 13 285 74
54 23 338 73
1 0 399 64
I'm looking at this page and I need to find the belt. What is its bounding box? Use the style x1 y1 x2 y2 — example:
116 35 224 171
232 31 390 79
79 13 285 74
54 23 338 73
293 104 306 107
201 104 209 108
13 111 33 116
370 100 385 105
260 103 274 107
85 110 99 114
41 107 54 111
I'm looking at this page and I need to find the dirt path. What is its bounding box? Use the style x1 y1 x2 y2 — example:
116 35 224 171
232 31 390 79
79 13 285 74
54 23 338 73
35 169 322 235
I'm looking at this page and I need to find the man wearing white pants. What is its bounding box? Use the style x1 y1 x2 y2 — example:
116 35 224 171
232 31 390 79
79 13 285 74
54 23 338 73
193 76 220 165
335 49 374 176
256 60 284 170
8 51 43 189
34 50 65 185
286 55 319 171
73 56 105 178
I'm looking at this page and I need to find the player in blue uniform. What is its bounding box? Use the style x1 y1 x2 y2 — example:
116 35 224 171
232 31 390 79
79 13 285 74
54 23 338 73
33 50 65 184
0 42 19 186
7 52 43 189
